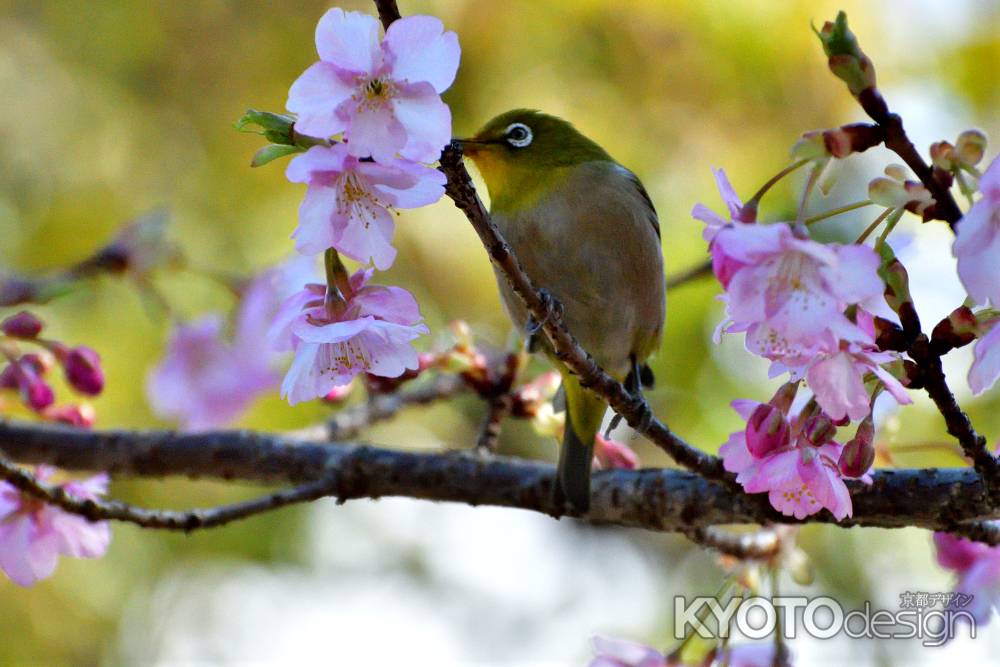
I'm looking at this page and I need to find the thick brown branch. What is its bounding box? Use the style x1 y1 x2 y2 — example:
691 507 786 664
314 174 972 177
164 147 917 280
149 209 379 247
1 420 998 535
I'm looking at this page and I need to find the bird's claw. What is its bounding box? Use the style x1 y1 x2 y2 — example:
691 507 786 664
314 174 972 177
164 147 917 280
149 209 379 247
525 289 564 353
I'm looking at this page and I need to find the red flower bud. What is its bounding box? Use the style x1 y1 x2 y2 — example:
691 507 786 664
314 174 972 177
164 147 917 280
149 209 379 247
802 415 837 446
63 346 105 396
745 403 791 457
1 311 43 339
839 418 875 477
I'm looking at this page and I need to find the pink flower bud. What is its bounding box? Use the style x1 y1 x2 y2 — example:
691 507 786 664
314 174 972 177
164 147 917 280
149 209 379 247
62 346 104 396
14 361 55 411
745 403 791 457
1 311 43 339
323 382 354 403
593 434 639 471
802 414 837 447
43 404 96 428
839 418 875 477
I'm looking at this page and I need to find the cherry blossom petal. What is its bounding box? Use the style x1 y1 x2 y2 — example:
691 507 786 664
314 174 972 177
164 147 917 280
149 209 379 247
290 316 374 345
807 350 870 421
286 144 351 184
335 203 398 270
352 285 422 325
384 15 460 93
292 183 346 255
824 244 885 305
392 86 452 162
970 322 1000 395
286 62 354 139
364 160 446 208
347 104 407 162
314 8 382 74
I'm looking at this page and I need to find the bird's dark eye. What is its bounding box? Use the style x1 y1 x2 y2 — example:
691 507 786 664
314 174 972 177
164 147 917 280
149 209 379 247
504 123 533 148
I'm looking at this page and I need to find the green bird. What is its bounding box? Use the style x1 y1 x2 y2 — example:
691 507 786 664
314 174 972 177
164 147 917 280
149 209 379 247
460 110 666 512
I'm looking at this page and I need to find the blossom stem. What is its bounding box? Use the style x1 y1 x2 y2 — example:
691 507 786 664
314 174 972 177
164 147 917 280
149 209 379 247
954 171 976 208
796 162 822 224
744 158 811 211
874 208 905 251
803 200 873 226
853 207 893 244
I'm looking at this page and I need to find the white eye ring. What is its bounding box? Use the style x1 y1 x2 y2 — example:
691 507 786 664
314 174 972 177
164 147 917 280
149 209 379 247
504 122 533 148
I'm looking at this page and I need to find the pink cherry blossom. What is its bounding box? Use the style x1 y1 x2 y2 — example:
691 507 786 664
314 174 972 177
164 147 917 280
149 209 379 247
805 340 911 421
589 636 667 667
934 531 1000 624
147 257 321 430
721 400 867 521
271 268 428 405
691 168 756 287
147 315 277 431
953 155 1000 307
716 223 884 363
969 320 1000 395
286 143 445 269
0 466 111 586
593 434 640 470
286 9 460 163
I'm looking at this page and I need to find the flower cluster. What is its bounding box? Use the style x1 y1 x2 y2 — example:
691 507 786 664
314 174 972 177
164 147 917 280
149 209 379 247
269 8 459 403
720 389 873 520
1 311 103 426
269 267 428 405
696 170 910 423
0 466 111 586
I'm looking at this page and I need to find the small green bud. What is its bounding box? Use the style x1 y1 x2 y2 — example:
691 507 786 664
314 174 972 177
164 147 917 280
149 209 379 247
815 12 877 97
955 129 988 168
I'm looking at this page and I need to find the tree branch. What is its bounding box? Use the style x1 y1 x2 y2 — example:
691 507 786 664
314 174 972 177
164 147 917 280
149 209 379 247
291 373 467 442
0 453 336 532
1 419 999 538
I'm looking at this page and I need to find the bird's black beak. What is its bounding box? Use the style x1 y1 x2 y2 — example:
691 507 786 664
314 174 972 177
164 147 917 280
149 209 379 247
452 137 490 156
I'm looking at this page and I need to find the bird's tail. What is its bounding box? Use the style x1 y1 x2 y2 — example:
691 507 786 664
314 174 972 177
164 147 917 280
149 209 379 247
552 371 606 513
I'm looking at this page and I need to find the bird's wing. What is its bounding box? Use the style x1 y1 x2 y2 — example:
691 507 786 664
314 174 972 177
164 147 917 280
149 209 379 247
616 165 660 239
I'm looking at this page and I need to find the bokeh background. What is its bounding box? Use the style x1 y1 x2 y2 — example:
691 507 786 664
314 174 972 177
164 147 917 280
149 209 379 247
2 0 1000 664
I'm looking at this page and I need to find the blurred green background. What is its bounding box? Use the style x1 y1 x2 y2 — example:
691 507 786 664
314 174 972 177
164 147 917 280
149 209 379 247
1 0 999 664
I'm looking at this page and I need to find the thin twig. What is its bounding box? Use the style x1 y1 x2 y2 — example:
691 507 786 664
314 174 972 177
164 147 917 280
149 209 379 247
666 260 713 290
476 396 510 453
0 453 336 532
292 374 467 442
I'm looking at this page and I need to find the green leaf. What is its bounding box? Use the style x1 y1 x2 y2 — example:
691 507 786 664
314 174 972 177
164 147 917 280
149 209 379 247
235 110 297 145
251 143 302 168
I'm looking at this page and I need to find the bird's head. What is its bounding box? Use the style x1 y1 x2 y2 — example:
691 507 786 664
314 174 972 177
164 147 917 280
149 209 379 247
457 110 612 208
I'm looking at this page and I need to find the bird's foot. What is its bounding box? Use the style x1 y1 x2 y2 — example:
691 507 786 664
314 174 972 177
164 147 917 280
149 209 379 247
525 288 564 353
